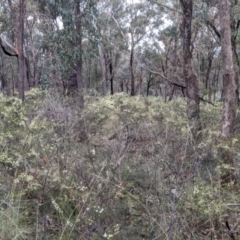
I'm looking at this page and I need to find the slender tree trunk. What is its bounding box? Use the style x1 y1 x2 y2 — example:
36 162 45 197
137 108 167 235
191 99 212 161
206 48 214 102
98 43 107 95
17 0 25 101
87 58 91 88
109 61 114 95
180 0 200 135
232 41 240 103
25 56 32 88
130 36 135 96
75 0 84 108
26 15 37 88
219 0 237 182
137 68 143 95
120 79 124 92
146 73 153 97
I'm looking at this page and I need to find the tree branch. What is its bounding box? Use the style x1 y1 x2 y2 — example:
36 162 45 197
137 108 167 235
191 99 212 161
0 37 18 57
140 65 215 105
140 65 186 89
206 20 221 39
148 0 183 15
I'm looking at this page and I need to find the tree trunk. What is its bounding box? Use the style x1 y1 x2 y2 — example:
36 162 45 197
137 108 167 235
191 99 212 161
219 0 237 138
75 0 84 108
98 43 107 95
230 2 240 102
180 0 200 135
219 0 237 183
25 56 33 88
17 0 25 101
232 40 240 103
109 60 114 95
130 36 135 96
206 48 214 102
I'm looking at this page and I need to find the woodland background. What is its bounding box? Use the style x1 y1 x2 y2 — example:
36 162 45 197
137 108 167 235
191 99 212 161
1 0 240 239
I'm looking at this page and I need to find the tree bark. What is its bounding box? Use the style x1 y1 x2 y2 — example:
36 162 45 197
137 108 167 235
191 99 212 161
17 0 25 101
109 59 114 95
219 0 237 138
180 0 200 134
219 0 237 183
25 56 32 88
130 33 135 96
75 0 84 108
205 47 214 102
98 43 107 95
230 2 240 102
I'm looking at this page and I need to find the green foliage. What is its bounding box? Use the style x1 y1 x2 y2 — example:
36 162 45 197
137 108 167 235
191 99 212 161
1 91 240 239
0 95 27 170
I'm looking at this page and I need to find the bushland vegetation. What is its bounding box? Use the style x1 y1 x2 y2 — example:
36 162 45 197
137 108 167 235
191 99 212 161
1 89 240 239
1 0 240 239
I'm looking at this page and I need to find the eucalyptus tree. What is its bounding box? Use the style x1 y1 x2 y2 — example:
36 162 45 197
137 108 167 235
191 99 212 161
219 0 237 133
179 0 200 134
218 0 237 182
126 1 160 96
203 0 240 101
0 0 48 98
0 0 26 98
150 24 185 99
17 0 26 101
90 0 161 96
91 0 127 95
25 8 45 88
35 0 97 106
148 0 200 130
106 1 159 96
74 0 84 107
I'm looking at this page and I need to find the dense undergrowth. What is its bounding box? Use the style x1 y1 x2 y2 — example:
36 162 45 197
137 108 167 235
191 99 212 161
1 89 240 239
